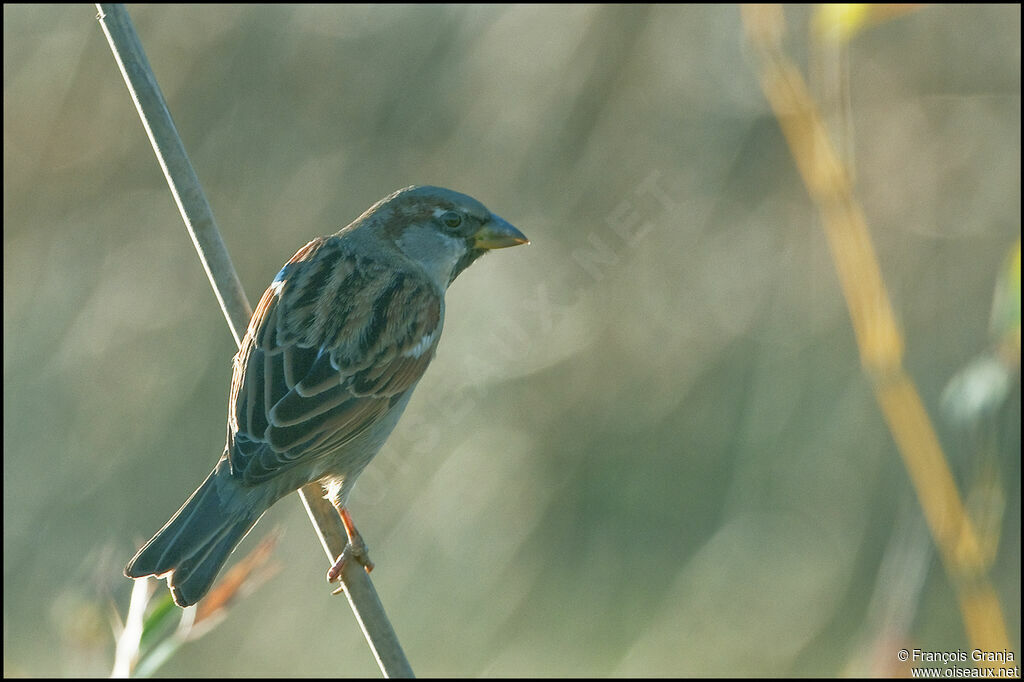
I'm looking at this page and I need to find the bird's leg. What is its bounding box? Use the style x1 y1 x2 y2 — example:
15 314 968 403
327 505 375 586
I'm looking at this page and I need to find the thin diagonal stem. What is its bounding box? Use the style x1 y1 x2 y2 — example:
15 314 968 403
95 4 250 343
96 4 413 677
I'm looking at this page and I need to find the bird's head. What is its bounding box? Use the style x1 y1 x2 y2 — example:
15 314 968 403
347 185 528 288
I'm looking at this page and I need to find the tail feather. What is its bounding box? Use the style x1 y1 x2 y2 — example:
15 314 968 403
125 460 261 607
167 517 254 607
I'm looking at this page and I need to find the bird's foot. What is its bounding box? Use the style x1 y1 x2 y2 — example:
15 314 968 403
326 505 374 593
327 538 374 594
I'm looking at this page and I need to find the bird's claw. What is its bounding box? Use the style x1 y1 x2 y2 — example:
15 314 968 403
326 537 374 588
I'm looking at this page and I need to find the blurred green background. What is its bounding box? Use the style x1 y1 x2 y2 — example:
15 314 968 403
3 3 1020 677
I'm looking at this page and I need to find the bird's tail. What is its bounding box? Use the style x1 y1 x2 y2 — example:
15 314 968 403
124 459 262 607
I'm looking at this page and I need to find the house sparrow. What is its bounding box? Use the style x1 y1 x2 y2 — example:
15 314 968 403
125 185 528 607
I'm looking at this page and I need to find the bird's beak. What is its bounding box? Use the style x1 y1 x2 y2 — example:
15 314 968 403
473 214 529 250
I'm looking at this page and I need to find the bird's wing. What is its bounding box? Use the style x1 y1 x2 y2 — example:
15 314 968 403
227 236 442 484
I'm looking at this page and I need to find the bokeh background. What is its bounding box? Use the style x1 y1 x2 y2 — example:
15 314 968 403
3 4 1020 677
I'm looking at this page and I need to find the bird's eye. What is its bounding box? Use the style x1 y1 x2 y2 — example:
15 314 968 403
441 211 462 230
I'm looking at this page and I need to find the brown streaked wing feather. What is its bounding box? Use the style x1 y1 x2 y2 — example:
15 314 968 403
265 396 390 454
303 399 392 453
293 352 343 397
227 235 442 484
352 351 434 396
228 272 283 438
282 345 319 389
269 383 351 427
241 347 268 437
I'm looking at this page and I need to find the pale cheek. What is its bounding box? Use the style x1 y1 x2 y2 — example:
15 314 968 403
396 227 467 286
